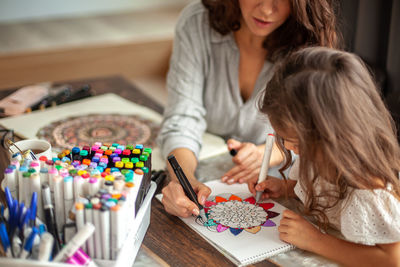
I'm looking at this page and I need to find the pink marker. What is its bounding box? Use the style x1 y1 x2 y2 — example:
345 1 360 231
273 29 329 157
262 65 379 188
73 248 98 267
66 255 82 265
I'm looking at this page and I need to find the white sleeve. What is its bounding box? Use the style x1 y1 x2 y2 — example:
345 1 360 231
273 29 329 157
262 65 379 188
340 189 400 245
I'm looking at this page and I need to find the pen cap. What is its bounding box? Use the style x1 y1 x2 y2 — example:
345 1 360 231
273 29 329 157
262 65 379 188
53 222 95 262
75 203 84 210
4 187 13 209
4 168 13 175
30 192 38 221
74 248 91 265
41 183 52 206
24 227 39 251
90 197 100 206
66 255 81 264
37 232 54 261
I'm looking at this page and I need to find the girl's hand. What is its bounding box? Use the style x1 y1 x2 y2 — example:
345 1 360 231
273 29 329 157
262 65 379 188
278 210 322 251
161 180 211 217
247 175 285 199
221 139 263 184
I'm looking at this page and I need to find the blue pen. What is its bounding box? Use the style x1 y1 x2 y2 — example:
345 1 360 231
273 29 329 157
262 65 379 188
16 202 25 228
20 209 30 231
4 187 13 210
30 192 38 227
9 199 18 233
20 227 38 259
0 223 12 257
18 202 25 217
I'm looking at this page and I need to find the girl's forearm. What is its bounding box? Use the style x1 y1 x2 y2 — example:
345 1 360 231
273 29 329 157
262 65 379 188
311 232 400 267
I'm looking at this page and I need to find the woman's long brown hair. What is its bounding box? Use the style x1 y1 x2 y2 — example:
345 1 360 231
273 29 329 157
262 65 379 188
259 47 400 226
202 0 341 61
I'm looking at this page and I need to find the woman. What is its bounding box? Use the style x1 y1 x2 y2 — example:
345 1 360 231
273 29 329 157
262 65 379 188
158 0 341 218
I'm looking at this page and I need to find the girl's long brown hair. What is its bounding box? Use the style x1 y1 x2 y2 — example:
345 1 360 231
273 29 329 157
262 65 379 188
259 47 400 226
201 0 341 61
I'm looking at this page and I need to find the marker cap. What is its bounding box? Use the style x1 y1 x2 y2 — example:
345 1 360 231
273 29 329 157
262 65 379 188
143 148 152 154
134 169 144 175
110 205 120 212
126 144 134 150
75 203 84 210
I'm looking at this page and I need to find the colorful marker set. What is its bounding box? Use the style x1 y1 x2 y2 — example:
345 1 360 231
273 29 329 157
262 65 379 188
2 141 153 265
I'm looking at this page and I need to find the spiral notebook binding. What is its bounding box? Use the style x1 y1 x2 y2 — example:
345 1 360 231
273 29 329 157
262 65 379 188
241 244 295 266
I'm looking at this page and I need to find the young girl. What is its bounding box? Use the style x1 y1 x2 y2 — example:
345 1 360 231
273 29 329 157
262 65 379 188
249 47 400 266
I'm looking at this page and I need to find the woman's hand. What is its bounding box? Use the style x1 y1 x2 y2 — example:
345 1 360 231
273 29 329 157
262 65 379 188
247 175 285 199
278 210 322 251
161 179 211 217
221 139 264 184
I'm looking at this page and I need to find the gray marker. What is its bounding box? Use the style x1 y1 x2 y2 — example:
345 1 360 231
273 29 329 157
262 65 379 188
255 133 275 203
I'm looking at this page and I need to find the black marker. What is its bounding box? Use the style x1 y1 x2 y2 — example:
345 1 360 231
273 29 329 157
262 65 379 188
41 183 61 253
167 155 208 222
229 148 238 156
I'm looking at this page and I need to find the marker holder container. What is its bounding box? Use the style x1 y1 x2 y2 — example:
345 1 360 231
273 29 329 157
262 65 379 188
1 181 157 267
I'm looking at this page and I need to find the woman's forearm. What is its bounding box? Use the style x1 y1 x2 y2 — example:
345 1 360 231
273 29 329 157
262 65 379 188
167 147 199 183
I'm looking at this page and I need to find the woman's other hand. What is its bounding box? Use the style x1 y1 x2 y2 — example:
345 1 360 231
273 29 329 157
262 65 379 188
221 139 264 184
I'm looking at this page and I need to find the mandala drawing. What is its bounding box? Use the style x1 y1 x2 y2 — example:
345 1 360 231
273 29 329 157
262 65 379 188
37 113 160 153
196 194 280 236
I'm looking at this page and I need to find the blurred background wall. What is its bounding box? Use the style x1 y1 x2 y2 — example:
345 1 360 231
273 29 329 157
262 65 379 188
338 0 400 139
0 0 192 22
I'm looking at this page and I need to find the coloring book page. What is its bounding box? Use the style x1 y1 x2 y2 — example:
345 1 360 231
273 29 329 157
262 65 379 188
156 180 294 266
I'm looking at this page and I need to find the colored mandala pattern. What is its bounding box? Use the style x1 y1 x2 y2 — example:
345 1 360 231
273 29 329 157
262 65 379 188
209 201 267 229
198 194 280 236
37 113 159 153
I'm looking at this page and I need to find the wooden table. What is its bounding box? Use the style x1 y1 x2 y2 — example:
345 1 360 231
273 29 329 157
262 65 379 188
0 75 278 266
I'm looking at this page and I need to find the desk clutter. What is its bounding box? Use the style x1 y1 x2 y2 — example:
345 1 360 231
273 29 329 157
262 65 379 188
1 141 155 266
0 82 94 117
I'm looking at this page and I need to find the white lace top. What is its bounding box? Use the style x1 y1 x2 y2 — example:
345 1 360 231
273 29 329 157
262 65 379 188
289 158 400 245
